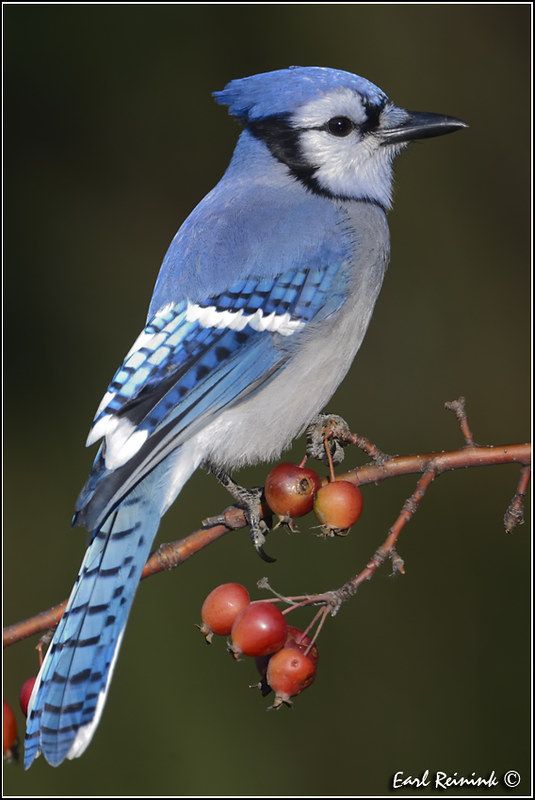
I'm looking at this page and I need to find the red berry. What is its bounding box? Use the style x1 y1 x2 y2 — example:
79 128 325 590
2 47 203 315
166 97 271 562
266 646 317 708
3 700 18 762
19 677 37 717
255 625 317 672
313 480 363 534
254 625 318 695
285 625 319 663
230 602 287 658
265 463 321 519
200 583 250 642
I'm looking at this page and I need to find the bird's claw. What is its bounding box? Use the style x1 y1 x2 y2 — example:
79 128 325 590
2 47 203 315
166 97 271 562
243 494 276 563
208 467 276 561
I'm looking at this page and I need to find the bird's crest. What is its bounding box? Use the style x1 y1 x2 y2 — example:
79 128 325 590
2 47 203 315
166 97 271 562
213 66 388 121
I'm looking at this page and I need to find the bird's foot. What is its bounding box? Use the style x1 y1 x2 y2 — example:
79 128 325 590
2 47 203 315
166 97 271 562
207 466 275 563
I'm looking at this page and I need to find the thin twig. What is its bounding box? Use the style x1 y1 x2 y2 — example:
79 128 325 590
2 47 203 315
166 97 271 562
344 433 389 465
504 466 531 533
334 467 437 605
445 396 475 447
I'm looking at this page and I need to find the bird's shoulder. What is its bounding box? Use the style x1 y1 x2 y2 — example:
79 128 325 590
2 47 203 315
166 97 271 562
148 177 355 316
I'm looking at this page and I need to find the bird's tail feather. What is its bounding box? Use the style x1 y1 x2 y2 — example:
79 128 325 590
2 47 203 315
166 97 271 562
24 486 161 768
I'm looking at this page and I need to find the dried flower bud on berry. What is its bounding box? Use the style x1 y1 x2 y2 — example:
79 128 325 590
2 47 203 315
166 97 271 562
265 463 321 519
313 481 363 535
200 583 250 642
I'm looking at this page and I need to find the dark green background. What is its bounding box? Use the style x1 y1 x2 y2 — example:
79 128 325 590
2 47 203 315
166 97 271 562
4 4 531 797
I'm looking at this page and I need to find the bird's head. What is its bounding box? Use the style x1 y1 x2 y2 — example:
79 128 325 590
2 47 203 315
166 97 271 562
214 66 467 209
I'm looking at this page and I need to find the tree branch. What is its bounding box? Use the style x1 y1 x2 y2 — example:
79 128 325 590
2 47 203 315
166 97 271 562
4 437 530 650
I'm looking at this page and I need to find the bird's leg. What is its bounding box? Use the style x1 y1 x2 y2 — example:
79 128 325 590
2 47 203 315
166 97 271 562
203 465 275 563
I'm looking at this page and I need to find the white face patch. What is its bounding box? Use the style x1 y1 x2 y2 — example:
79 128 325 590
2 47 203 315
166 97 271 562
299 128 399 208
185 302 305 336
291 90 409 208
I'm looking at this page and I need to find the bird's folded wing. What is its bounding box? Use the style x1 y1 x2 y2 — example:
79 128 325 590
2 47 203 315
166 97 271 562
74 263 345 531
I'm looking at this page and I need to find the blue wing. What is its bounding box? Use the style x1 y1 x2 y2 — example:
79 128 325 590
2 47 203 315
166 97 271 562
74 262 347 533
87 265 332 443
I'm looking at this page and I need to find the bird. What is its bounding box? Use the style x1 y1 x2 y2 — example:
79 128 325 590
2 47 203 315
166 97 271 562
24 66 466 768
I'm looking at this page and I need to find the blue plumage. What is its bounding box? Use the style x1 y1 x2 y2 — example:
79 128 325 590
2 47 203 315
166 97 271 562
213 66 387 120
148 146 348 311
24 66 466 768
93 263 344 433
25 474 162 766
74 259 346 535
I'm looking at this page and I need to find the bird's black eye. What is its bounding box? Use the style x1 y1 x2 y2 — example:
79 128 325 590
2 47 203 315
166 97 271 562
326 116 354 137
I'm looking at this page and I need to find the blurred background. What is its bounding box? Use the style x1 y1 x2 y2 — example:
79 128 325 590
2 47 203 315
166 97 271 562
4 4 531 796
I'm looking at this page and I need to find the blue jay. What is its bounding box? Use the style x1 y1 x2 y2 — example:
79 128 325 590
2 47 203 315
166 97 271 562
24 66 466 768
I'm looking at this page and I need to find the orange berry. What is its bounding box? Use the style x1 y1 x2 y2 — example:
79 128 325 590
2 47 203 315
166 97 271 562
313 481 363 534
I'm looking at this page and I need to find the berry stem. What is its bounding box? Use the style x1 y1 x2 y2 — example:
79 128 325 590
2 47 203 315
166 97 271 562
445 396 476 447
255 579 311 606
280 592 337 616
324 436 336 482
303 606 330 656
297 607 325 642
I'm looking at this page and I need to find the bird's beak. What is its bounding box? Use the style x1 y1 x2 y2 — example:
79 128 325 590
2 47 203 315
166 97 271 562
380 111 468 145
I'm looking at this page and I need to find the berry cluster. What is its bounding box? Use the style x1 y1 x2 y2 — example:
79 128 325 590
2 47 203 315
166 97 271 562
264 461 363 536
3 676 36 763
199 582 319 709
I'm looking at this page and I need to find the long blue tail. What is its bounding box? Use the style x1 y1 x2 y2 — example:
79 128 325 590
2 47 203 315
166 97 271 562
24 484 161 768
